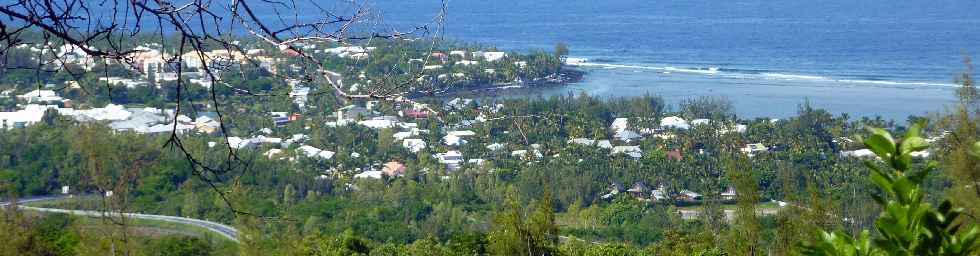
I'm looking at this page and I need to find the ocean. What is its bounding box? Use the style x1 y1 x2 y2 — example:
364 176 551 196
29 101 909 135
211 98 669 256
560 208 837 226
367 0 980 120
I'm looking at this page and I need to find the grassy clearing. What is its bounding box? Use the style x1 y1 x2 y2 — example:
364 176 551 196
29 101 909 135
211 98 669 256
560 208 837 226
23 195 104 210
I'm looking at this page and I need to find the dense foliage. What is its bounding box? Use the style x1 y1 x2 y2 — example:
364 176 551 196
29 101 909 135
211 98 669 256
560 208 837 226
2 90 970 255
1 32 978 255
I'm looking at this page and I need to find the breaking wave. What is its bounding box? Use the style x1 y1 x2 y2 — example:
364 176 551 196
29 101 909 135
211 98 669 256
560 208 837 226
567 60 958 88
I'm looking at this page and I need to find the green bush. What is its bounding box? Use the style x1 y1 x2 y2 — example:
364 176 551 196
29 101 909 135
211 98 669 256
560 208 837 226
802 122 980 255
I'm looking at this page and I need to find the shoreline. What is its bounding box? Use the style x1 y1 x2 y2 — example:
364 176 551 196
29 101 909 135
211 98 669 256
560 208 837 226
408 61 958 121
412 66 586 99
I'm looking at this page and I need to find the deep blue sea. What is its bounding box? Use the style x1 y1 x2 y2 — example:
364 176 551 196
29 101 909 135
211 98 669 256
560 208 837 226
363 0 980 120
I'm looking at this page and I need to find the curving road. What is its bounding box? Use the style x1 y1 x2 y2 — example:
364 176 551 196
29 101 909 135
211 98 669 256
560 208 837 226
1 196 239 243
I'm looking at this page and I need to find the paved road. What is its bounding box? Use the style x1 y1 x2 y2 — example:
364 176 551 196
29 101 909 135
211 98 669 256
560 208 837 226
1 196 239 242
323 69 344 86
322 69 347 95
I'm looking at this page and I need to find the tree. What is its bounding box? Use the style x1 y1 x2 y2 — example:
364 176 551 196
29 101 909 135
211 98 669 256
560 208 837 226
646 230 726 256
583 243 643 256
724 155 761 256
678 96 734 120
446 232 489 255
955 57 978 104
41 108 59 126
141 236 213 256
487 190 559 256
377 128 395 158
0 209 79 256
0 0 446 219
554 42 570 64
802 122 980 255
940 58 980 224
297 229 371 256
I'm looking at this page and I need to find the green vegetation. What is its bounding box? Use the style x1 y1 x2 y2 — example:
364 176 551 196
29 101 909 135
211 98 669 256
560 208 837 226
1 31 979 256
803 123 980 255
0 210 234 256
4 89 973 254
0 212 79 256
142 236 214 256
0 37 569 112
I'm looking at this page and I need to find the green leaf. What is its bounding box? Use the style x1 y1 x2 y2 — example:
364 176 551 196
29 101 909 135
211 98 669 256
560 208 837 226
899 136 928 155
864 127 896 161
894 154 911 172
906 168 931 184
970 141 980 158
869 169 893 194
904 121 924 139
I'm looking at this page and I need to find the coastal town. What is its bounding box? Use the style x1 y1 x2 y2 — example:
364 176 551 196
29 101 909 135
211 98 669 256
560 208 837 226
5 0 980 255
2 41 943 216
2 63 939 208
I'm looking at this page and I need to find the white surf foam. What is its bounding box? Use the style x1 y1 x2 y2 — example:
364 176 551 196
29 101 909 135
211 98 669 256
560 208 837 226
568 59 959 88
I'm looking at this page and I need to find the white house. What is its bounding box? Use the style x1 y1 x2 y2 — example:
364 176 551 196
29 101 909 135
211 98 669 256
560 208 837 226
611 146 643 159
443 134 467 146
447 130 476 137
324 46 372 56
467 159 486 166
720 124 748 134
297 145 336 160
610 118 629 133
63 104 132 121
0 104 58 129
568 138 595 146
354 170 384 179
486 143 507 151
511 149 543 159
614 130 642 143
155 72 179 83
449 50 467 57
358 118 399 129
290 86 310 109
740 143 769 157
17 90 64 103
134 122 195 135
435 151 464 166
841 149 876 158
393 128 428 141
402 139 427 153
99 77 149 88
445 98 473 110
597 140 613 149
250 135 283 145
482 52 507 62
691 119 710 126
393 131 413 141
226 137 253 149
721 187 737 201
284 134 309 145
456 60 478 66
660 116 690 130
651 184 669 201
679 190 703 200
